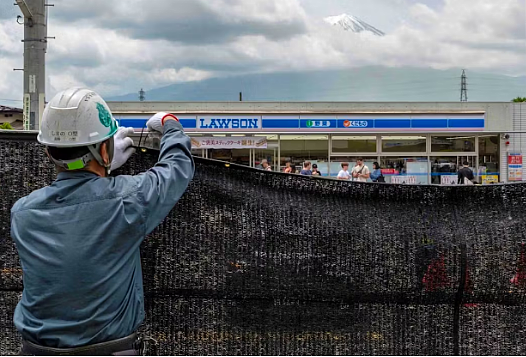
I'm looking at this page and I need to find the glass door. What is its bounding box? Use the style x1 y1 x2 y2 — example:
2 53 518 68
380 157 429 184
430 156 476 185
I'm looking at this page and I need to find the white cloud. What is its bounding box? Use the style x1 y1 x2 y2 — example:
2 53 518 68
149 67 213 84
0 0 524 105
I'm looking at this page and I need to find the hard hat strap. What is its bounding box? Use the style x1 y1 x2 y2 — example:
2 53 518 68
47 138 114 175
88 143 110 173
49 151 94 171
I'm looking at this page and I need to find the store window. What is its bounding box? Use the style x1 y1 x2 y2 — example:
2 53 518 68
191 149 205 158
431 136 475 153
330 157 377 180
380 157 429 184
478 135 500 183
382 136 427 153
281 135 329 175
430 156 476 185
331 136 377 153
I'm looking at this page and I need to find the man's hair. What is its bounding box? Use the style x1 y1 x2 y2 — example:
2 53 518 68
463 161 469 166
357 158 363 161
304 161 311 168
47 146 90 161
341 162 349 168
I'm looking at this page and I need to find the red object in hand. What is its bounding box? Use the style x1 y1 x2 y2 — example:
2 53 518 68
161 114 179 125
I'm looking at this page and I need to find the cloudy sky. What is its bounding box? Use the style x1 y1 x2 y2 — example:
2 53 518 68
0 0 524 105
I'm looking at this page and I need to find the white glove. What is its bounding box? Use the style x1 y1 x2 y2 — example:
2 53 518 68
111 127 136 171
146 112 168 135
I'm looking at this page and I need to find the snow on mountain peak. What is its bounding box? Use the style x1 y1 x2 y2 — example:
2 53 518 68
324 13 385 36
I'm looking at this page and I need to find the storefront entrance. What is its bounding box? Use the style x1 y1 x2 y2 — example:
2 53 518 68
431 156 477 185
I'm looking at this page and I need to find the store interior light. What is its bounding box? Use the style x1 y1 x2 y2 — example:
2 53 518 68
382 136 426 140
444 136 475 140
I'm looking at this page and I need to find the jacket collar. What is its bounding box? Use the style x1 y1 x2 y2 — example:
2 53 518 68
56 170 99 182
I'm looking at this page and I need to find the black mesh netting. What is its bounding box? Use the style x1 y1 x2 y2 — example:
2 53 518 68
1 133 526 355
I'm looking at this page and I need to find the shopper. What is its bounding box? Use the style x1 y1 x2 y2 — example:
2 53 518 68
300 161 312 176
352 158 370 182
337 163 351 180
284 162 293 174
371 162 385 183
261 159 272 171
458 161 474 185
312 164 322 176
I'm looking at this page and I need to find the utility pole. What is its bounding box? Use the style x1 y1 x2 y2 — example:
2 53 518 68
16 0 48 131
460 69 468 102
139 88 145 101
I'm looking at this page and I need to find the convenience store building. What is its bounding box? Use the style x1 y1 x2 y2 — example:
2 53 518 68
108 101 526 184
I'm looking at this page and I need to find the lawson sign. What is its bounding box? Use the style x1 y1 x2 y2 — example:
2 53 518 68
199 117 259 129
116 114 486 133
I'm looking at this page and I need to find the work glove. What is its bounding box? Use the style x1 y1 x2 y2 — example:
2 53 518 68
146 112 168 138
146 112 180 141
111 127 136 171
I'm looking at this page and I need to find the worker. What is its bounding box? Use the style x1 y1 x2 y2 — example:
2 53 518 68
11 88 194 355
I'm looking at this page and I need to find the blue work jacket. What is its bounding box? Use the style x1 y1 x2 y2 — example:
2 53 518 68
11 120 194 348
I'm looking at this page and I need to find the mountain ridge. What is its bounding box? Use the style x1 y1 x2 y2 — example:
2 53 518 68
108 67 526 102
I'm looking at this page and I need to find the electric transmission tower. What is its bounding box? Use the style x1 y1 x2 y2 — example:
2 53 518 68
139 88 145 101
460 69 468 102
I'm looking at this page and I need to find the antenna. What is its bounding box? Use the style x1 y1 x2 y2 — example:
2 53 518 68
139 88 145 102
460 69 468 102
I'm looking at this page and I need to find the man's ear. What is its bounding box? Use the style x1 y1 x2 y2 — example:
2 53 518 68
100 141 110 166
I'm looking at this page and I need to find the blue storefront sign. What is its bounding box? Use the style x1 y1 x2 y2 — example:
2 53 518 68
116 114 485 132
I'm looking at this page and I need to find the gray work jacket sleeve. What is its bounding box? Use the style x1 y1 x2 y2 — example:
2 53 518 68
131 119 195 235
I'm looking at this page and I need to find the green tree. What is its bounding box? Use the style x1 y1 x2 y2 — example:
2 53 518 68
512 97 526 102
0 122 13 130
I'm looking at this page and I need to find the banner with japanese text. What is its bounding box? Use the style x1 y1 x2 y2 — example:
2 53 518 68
191 137 268 149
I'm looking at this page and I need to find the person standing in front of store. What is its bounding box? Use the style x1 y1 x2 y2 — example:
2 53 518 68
458 161 474 185
312 164 322 176
300 161 312 175
352 158 370 182
370 162 385 183
337 163 351 180
284 162 293 174
261 159 272 171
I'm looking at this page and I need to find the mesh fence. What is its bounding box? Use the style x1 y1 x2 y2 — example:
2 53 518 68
1 133 526 355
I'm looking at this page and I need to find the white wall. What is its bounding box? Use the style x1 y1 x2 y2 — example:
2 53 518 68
503 103 526 182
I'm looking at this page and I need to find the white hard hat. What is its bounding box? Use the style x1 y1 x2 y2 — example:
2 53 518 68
38 87 118 147
38 88 118 172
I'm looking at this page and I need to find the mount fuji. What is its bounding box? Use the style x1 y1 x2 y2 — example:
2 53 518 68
324 14 385 36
